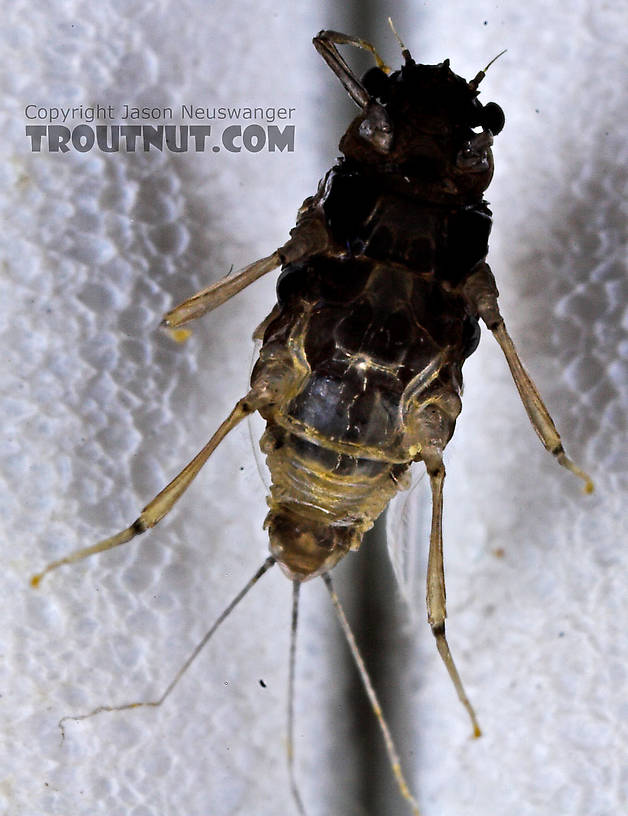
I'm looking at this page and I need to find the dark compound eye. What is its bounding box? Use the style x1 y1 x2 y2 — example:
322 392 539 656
362 67 390 102
481 102 505 135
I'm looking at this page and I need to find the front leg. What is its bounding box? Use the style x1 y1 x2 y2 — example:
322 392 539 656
313 30 393 153
313 29 389 109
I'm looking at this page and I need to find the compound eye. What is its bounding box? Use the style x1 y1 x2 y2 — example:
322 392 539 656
481 102 505 135
362 67 389 102
456 131 493 171
358 101 393 153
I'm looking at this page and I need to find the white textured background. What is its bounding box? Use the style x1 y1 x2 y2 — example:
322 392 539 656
0 2 626 816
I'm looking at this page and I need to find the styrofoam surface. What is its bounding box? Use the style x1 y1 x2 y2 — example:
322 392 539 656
0 2 626 816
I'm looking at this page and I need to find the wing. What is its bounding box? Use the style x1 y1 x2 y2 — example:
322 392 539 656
385 462 431 622
247 338 271 491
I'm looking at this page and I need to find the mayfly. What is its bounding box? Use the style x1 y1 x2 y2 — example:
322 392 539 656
32 24 593 816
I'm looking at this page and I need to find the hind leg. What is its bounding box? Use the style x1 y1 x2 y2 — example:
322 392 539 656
408 394 481 736
424 449 481 737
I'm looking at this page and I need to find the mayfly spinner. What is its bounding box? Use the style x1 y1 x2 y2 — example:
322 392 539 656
32 25 593 816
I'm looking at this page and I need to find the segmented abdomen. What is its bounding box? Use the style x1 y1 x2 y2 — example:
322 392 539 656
256 252 478 534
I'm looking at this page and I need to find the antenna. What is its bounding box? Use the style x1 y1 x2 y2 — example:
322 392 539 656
388 16 413 64
469 48 508 90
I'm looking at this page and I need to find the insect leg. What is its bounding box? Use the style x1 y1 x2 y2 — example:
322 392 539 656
162 251 281 328
323 573 421 816
31 394 259 586
424 452 482 738
56 556 276 743
462 262 593 492
163 214 331 329
313 31 375 109
287 581 307 816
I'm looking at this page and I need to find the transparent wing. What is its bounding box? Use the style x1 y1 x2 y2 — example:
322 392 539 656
247 338 271 491
385 462 431 622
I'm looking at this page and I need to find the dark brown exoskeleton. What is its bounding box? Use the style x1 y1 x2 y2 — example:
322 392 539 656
32 28 593 816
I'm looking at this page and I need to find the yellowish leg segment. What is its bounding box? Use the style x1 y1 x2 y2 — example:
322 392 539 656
162 251 281 329
314 29 390 75
31 396 257 587
491 321 593 492
313 31 382 110
463 261 593 493
162 213 332 330
425 456 482 739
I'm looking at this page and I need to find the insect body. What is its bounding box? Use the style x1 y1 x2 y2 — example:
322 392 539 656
258 50 502 584
32 28 592 816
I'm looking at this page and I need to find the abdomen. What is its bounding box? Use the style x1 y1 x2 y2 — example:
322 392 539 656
256 253 477 540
